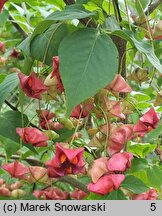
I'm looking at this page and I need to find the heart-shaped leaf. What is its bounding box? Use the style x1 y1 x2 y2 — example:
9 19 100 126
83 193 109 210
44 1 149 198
59 28 119 116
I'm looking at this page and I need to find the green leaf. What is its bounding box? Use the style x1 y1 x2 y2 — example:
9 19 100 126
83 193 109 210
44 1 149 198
103 16 120 31
59 28 119 116
0 135 20 159
127 158 149 174
30 20 56 42
23 57 34 75
127 141 156 158
132 170 150 186
0 74 6 83
112 30 134 45
129 112 140 124
135 0 149 16
112 30 162 72
84 192 103 200
18 194 37 200
0 73 19 109
146 121 162 143
84 2 104 23
30 23 68 65
0 111 29 142
44 0 65 9
131 91 151 101
125 30 162 73
18 36 31 56
46 4 96 21
0 193 37 200
23 143 38 155
136 102 151 109
77 0 89 3
103 189 127 200
55 128 75 142
147 166 162 189
0 196 13 200
121 175 149 194
84 151 94 164
17 38 34 74
0 170 10 181
0 9 9 25
10 3 25 16
78 175 91 185
85 0 104 7
85 190 127 200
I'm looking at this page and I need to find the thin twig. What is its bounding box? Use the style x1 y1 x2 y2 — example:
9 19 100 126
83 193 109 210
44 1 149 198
4 100 38 129
5 100 18 111
0 153 42 166
59 176 89 193
111 0 127 79
145 0 162 15
7 12 28 39
112 0 122 22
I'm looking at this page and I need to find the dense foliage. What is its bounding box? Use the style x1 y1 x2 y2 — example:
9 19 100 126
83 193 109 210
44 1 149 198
0 0 162 200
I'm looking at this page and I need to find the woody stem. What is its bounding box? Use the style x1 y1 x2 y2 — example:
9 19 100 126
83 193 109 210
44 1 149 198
59 176 89 194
